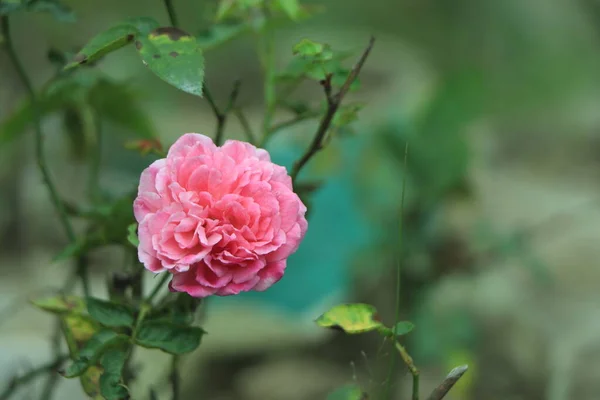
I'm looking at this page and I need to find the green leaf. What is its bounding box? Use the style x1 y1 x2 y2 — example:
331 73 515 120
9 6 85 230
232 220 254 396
315 303 383 334
196 21 249 51
53 238 92 262
148 292 201 326
215 0 237 21
135 321 205 354
277 0 300 20
332 103 363 128
99 347 129 400
393 321 415 336
86 298 135 328
327 384 367 400
127 223 139 247
293 39 325 57
62 330 128 378
135 27 205 97
31 295 86 314
66 25 137 69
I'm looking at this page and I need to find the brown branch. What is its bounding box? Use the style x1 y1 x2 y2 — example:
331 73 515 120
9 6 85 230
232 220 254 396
289 36 375 184
426 365 469 400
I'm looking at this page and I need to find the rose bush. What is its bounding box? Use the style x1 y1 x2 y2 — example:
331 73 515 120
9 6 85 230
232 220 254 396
134 133 308 297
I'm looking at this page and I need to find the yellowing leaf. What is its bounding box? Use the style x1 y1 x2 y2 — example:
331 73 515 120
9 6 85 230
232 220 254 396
30 295 86 315
315 303 383 334
327 384 367 400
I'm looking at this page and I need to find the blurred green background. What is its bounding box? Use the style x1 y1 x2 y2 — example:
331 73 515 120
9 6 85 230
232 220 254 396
3 0 600 399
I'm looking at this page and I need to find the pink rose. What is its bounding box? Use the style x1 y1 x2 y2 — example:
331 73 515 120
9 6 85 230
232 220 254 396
133 133 308 297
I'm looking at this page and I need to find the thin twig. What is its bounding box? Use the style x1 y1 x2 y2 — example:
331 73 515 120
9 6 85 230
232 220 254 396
269 110 321 135
202 84 221 123
0 355 68 400
88 108 103 203
146 273 170 305
426 365 468 400
170 355 180 400
2 15 87 400
234 109 257 144
385 141 410 399
164 0 179 28
214 80 242 146
394 341 419 400
1 16 75 242
289 36 375 184
259 20 277 138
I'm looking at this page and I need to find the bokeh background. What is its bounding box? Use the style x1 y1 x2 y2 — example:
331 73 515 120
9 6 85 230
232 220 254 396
3 0 600 399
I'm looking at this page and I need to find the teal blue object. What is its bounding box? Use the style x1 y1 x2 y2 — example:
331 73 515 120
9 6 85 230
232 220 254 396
214 133 373 316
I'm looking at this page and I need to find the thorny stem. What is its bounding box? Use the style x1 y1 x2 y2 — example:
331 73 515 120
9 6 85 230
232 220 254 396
0 355 68 400
289 37 375 184
426 365 469 400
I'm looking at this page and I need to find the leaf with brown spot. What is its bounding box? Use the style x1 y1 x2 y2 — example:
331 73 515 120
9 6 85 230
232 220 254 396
136 27 205 97
65 17 159 70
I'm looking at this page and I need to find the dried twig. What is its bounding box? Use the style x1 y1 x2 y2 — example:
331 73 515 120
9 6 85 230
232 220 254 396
426 365 469 400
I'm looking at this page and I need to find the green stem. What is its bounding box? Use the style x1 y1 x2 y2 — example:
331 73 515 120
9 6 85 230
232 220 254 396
164 0 179 28
234 109 257 145
1 17 74 242
161 0 233 145
260 28 277 140
385 140 409 399
394 340 419 400
88 108 103 203
146 273 170 305
170 355 181 400
0 355 68 400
